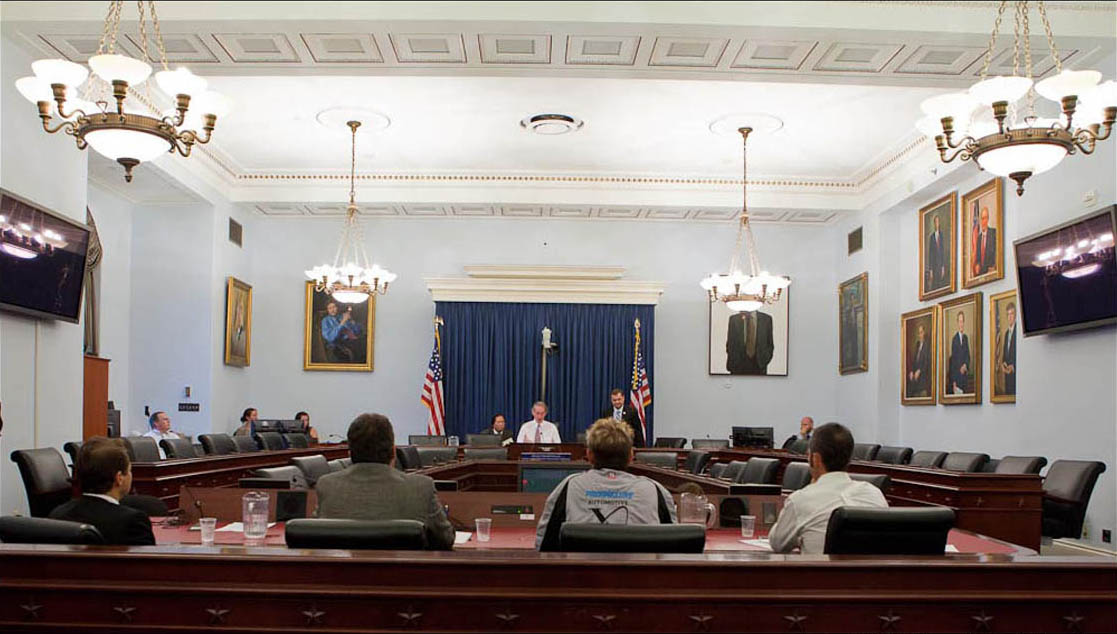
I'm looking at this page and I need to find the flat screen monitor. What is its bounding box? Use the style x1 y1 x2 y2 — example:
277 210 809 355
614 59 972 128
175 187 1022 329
1014 205 1117 336
732 426 774 449
277 420 306 433
0 189 90 323
256 420 283 433
518 463 590 494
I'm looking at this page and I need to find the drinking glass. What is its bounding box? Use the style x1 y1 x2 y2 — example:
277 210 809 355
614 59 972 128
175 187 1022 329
199 517 217 545
475 517 492 543
242 491 269 542
740 515 756 539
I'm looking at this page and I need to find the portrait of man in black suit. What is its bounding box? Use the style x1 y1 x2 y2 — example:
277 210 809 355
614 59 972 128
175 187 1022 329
726 310 774 375
947 310 973 395
993 295 1017 402
927 214 947 290
919 193 956 300
709 292 789 376
906 323 932 397
972 205 997 277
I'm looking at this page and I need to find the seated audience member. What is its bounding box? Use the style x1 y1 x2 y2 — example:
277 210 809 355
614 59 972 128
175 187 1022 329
142 410 180 459
234 407 258 436
314 413 454 550
782 416 814 449
768 422 887 554
517 401 562 444
535 418 677 550
49 437 156 545
482 414 514 446
295 411 319 443
600 388 645 448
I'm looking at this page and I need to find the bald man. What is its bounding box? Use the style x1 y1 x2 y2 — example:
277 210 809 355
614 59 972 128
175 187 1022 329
782 417 814 451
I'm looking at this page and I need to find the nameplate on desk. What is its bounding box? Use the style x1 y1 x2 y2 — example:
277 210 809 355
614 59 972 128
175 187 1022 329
492 504 534 516
521 452 571 461
729 484 782 496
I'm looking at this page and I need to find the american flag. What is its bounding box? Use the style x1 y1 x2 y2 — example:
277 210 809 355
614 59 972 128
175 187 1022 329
420 329 445 436
629 321 651 443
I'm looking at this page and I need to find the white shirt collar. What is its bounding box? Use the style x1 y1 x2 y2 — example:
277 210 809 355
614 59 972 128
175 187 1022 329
83 492 120 505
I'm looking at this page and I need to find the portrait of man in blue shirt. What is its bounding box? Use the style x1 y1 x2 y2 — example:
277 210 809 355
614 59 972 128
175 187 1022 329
321 299 364 363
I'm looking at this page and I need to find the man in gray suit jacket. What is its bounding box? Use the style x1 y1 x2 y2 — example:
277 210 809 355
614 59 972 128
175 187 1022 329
315 412 455 550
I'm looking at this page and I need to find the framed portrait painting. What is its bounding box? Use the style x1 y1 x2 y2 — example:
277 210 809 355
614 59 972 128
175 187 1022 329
900 307 936 405
919 192 957 301
708 288 790 377
224 276 252 367
838 272 868 374
962 178 1005 288
303 282 375 371
989 289 1018 403
939 292 983 405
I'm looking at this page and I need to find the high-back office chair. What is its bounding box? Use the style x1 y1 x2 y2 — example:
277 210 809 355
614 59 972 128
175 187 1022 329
409 435 447 447
683 451 711 475
199 433 238 456
941 452 989 472
285 518 427 550
691 439 729 449
466 434 502 447
258 432 286 451
781 462 812 491
849 473 892 493
123 437 161 462
995 455 1048 475
708 463 728 479
909 450 948 468
327 459 347 472
395 447 422 470
62 441 83 465
557 523 706 553
788 439 810 455
876 446 913 465
290 455 332 487
159 438 197 459
736 457 780 484
653 437 687 449
121 494 169 517
283 433 310 449
1041 460 1107 539
254 465 308 489
10 448 73 518
823 507 955 555
633 452 677 468
0 516 105 545
575 432 587 444
463 447 508 461
851 443 881 461
416 447 457 467
721 460 748 482
233 435 260 453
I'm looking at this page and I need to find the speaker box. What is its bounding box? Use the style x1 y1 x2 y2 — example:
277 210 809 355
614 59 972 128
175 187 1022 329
276 490 308 522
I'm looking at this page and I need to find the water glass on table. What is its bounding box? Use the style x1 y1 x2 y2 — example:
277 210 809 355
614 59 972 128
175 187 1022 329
242 491 269 543
199 517 217 545
475 518 492 543
740 515 756 539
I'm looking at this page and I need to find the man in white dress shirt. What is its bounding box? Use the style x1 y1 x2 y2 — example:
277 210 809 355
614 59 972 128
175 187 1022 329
768 422 888 554
517 401 562 444
142 411 180 459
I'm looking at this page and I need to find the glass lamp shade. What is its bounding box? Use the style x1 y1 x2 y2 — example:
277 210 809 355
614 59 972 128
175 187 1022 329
31 59 89 88
1081 80 1117 108
331 289 370 304
191 90 231 117
84 128 171 161
969 76 1033 105
15 76 53 104
88 54 152 85
916 115 946 138
726 299 763 313
1035 69 1101 102
976 142 1068 177
155 67 207 97
919 92 978 133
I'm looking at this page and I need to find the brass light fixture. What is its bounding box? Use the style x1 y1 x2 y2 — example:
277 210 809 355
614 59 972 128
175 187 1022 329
14 1 230 182
699 127 790 313
918 0 1115 196
304 121 396 304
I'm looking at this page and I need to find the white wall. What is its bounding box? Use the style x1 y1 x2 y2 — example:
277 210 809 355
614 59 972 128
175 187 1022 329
209 201 256 434
0 35 89 514
87 186 134 429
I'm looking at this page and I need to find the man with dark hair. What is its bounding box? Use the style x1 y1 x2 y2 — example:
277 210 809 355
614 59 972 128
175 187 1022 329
600 388 645 448
535 418 676 551
49 437 156 545
768 422 887 554
142 410 180 459
314 413 454 550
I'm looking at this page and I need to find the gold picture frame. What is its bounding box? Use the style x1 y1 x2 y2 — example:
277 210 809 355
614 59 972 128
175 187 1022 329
838 272 868 375
223 276 252 367
900 306 937 405
919 191 957 301
303 281 375 371
961 178 1005 289
989 289 1018 404
939 292 983 405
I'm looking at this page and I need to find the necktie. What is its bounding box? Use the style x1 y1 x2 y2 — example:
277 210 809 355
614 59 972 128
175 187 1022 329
534 423 542 444
745 313 756 358
614 408 622 421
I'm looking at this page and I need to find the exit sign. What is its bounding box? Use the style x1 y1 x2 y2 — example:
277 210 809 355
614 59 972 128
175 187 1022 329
178 403 200 412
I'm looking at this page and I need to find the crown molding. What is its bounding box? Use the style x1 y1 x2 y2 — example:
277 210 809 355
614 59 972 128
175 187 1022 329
426 269 664 304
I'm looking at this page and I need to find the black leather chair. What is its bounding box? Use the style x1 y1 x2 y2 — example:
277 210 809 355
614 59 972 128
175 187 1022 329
683 451 711 475
159 438 197 459
788 439 810 455
995 456 1048 475
62 441 82 465
876 446 913 465
708 463 728 479
909 450 948 468
781 462 811 491
466 434 502 447
258 432 286 451
416 447 457 467
941 452 989 472
192 443 205 457
575 432 587 444
121 494 169 517
232 435 259 453
849 473 892 493
780 436 798 450
633 452 677 468
736 457 779 484
254 465 308 489
123 437 161 462
653 437 687 449
691 439 729 449
463 447 508 461
824 507 955 555
558 523 705 553
199 433 238 456
284 433 310 449
409 435 447 446
10 448 73 517
851 443 881 461
720 460 748 482
290 455 332 486
339 457 352 468
0 516 105 545
285 518 426 550
395 446 422 470
1042 460 1107 539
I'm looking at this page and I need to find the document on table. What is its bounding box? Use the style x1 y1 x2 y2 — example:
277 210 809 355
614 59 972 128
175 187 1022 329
740 538 772 551
455 531 472 544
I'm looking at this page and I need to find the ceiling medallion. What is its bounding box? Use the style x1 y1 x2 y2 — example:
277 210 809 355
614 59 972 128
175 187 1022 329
14 1 230 182
709 112 783 137
917 0 1115 196
520 113 584 135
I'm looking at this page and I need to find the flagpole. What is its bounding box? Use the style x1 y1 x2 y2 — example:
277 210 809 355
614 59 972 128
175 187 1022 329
433 316 444 353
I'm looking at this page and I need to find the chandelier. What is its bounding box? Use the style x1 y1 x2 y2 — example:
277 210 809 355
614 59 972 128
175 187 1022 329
304 121 396 304
699 127 790 313
14 1 230 182
918 0 1115 196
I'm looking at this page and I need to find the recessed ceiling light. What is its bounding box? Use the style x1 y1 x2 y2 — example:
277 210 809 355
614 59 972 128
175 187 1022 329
520 113 584 135
709 113 783 137
316 107 390 134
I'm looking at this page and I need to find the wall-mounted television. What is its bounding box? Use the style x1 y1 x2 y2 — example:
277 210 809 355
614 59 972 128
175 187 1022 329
0 189 90 323
1013 205 1116 337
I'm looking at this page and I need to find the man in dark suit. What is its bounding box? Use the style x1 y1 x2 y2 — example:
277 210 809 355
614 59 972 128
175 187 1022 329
948 311 972 394
726 310 774 375
600 388 645 448
315 413 454 550
973 205 997 276
999 302 1017 395
927 214 947 290
49 437 155 545
482 414 514 445
906 323 931 397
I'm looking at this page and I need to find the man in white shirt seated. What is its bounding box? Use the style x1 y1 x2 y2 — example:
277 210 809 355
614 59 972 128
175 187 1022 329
517 401 562 444
768 422 888 554
535 418 677 550
142 410 180 459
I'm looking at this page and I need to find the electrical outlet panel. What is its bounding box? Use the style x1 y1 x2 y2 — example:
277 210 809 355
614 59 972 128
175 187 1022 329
1103 529 1112 544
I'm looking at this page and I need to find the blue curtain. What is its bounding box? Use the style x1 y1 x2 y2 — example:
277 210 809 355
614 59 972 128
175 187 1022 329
435 302 654 443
